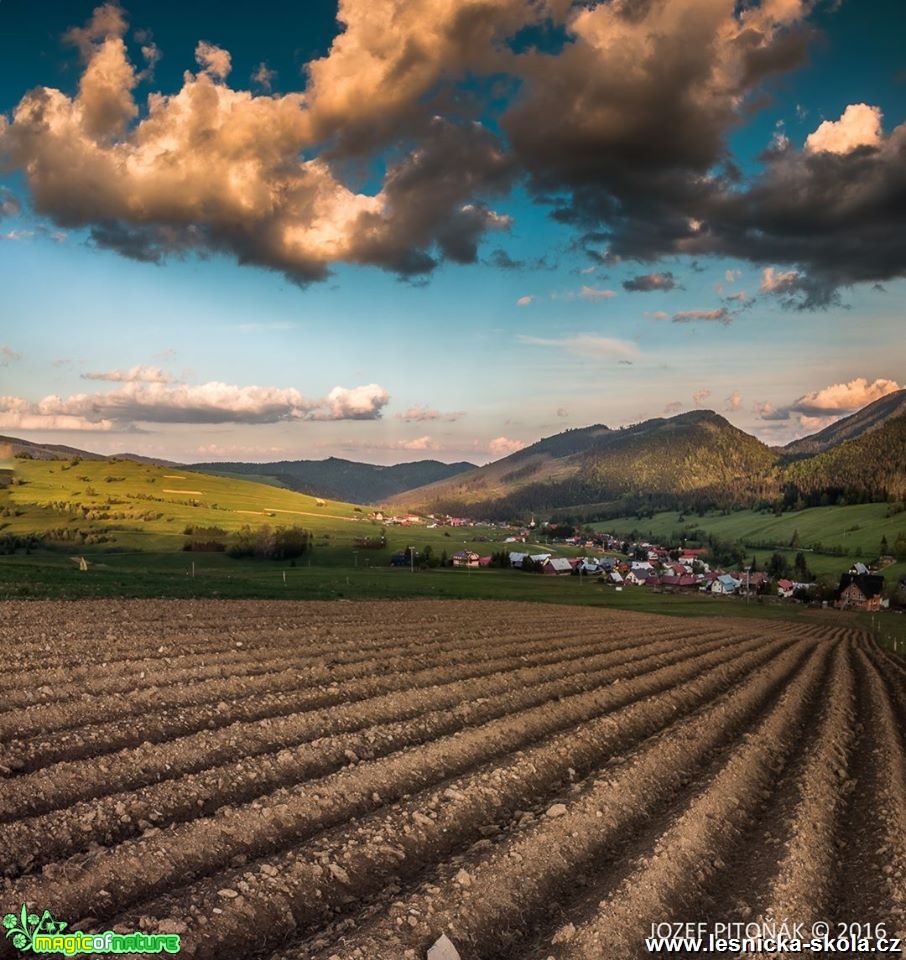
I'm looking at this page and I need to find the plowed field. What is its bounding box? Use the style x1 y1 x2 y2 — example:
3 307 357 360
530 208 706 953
1 600 903 959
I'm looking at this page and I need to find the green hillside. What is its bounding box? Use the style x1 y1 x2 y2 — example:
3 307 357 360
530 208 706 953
0 456 365 552
0 455 580 569
591 503 906 581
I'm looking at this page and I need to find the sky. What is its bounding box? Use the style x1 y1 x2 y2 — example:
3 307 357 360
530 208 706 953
0 0 904 465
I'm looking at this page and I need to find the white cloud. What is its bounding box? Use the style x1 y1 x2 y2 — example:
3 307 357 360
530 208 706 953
195 41 232 80
488 436 526 456
663 401 684 415
805 104 883 155
724 391 743 412
579 286 617 301
792 377 902 414
753 400 782 420
309 384 391 421
516 295 534 306
692 388 712 406
81 365 173 383
0 380 391 429
761 266 800 294
395 405 463 423
251 62 276 93
517 333 639 361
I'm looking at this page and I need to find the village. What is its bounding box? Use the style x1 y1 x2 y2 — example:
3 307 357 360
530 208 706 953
380 512 891 613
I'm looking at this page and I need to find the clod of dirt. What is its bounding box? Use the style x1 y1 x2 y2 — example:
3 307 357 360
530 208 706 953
546 803 568 818
329 863 351 884
552 921 577 943
454 868 472 887
427 933 461 960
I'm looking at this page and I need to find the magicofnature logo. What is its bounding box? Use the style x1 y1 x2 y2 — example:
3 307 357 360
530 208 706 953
3 906 180 955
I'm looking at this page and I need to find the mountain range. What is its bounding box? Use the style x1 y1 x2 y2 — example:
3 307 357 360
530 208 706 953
388 390 906 519
3 389 904 516
189 457 477 504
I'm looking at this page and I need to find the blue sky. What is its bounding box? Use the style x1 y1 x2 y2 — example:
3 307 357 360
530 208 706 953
0 0 904 463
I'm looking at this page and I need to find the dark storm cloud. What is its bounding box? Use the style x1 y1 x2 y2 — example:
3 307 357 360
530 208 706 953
0 0 903 302
622 271 677 292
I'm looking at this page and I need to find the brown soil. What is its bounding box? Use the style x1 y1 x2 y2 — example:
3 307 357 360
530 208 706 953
0 600 900 960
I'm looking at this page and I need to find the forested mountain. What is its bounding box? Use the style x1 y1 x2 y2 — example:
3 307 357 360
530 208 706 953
781 413 906 504
391 411 780 517
390 406 906 519
191 456 476 504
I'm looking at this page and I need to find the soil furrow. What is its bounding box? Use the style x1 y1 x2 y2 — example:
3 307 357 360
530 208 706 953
2 636 801 932
110 640 814 960
0 631 648 768
831 642 906 941
0 622 653 737
529 639 845 959
284 641 824 960
0 629 742 820
0 631 765 874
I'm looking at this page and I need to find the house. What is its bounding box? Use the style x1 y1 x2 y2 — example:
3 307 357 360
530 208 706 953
452 550 480 568
608 571 624 584
509 552 528 568
836 573 885 611
630 561 654 572
542 557 573 576
710 574 741 595
625 569 654 586
529 553 552 565
680 548 708 560
578 560 602 575
777 578 795 598
478 555 493 567
655 574 699 591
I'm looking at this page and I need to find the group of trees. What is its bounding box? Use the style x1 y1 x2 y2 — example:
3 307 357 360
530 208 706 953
764 550 814 583
226 524 312 560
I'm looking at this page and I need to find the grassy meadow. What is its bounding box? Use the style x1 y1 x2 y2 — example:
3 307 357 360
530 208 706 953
591 505 906 580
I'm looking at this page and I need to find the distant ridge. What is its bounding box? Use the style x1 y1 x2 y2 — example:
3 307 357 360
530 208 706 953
781 388 906 457
0 435 177 467
190 456 477 504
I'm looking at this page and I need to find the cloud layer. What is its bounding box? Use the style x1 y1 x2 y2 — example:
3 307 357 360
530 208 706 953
1 2 904 301
0 378 390 430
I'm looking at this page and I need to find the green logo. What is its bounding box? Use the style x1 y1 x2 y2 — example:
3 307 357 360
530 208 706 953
3 906 180 955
